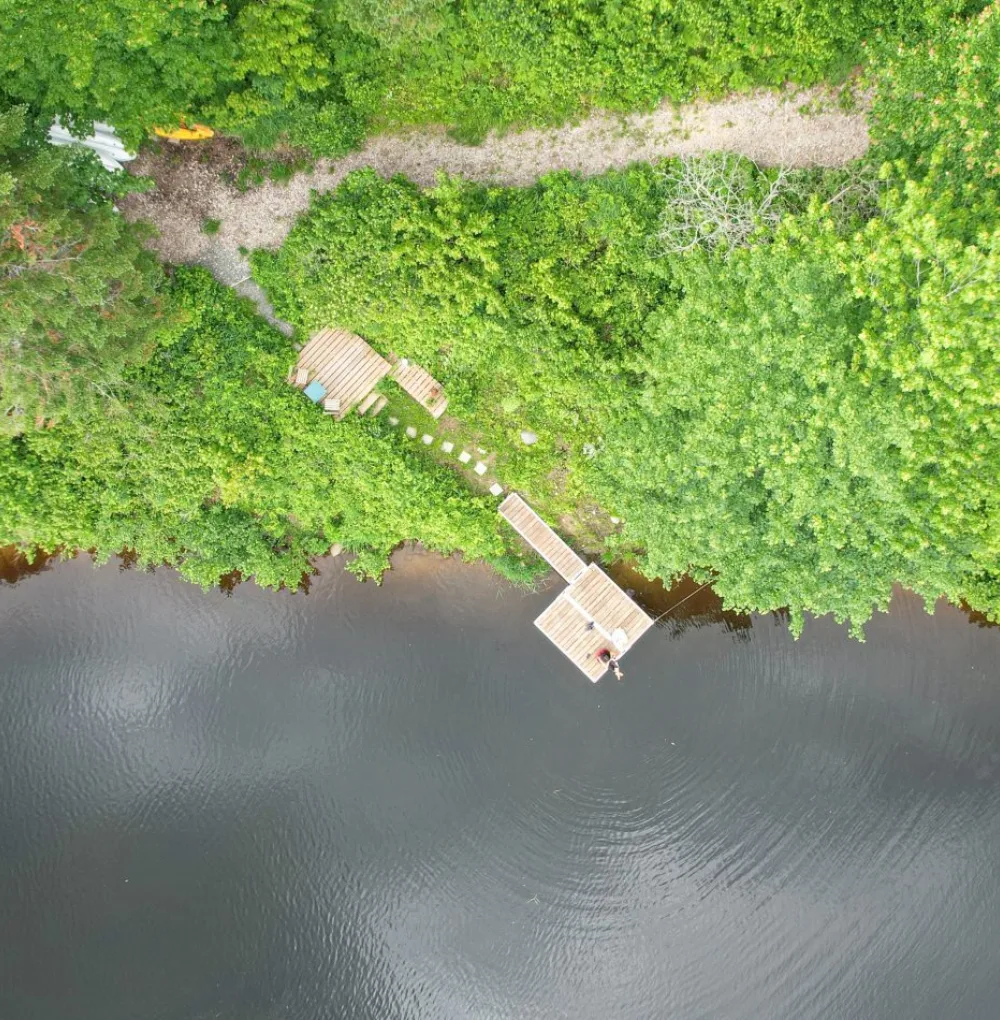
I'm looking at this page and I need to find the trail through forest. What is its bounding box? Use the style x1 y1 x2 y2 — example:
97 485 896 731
122 87 868 330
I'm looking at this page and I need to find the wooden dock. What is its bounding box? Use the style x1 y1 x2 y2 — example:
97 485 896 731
292 328 391 419
498 493 586 583
534 565 654 681
390 358 448 418
499 493 653 682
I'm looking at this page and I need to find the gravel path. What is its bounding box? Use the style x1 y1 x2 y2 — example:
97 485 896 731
122 87 868 330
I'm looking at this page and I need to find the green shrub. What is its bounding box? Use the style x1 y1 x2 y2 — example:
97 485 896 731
0 0 981 154
0 268 506 586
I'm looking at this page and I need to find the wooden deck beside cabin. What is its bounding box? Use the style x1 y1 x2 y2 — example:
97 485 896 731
498 493 586 583
390 358 448 418
499 493 654 681
292 328 392 419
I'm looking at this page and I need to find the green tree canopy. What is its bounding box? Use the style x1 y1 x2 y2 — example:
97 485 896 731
0 0 981 153
598 193 1000 633
0 268 505 585
0 106 167 433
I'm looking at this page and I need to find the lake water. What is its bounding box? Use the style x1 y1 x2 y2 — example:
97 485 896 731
1 551 999 1020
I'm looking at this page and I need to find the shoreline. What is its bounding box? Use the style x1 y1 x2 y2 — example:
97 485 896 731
3 544 994 639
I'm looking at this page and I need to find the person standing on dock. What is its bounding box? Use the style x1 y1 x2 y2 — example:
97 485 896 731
596 648 625 682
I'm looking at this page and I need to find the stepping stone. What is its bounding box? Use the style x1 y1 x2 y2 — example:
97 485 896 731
520 430 538 445
474 461 487 475
422 434 434 445
405 426 417 439
489 483 504 496
388 416 399 426
441 440 454 453
458 451 472 464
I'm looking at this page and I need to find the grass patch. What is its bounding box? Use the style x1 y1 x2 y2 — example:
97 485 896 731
234 153 314 193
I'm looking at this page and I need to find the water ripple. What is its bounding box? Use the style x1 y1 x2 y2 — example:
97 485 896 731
1 557 999 1020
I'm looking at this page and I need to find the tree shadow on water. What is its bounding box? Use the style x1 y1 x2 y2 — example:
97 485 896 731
605 562 764 641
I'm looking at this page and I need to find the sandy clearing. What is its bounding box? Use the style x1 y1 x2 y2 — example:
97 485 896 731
122 87 868 328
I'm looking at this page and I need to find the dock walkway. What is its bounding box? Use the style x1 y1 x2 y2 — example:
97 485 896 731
498 494 585 583
499 493 653 681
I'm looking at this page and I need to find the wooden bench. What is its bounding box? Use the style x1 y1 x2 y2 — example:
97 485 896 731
356 391 380 415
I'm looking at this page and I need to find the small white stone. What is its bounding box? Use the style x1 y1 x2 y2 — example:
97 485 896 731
440 440 454 453
477 447 487 455
422 433 434 445
405 426 417 439
520 430 538 445
458 451 472 464
474 461 488 475
489 483 504 496
388 416 399 426
610 516 621 525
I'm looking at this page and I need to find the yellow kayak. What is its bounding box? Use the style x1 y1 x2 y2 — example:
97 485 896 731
153 122 214 141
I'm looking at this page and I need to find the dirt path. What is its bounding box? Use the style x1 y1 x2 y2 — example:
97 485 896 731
122 87 868 331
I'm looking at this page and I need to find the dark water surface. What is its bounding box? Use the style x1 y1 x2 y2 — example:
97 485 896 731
1 552 999 1020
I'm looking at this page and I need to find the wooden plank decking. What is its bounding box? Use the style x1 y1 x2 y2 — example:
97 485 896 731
499 493 653 681
534 565 654 682
390 359 448 418
498 493 586 583
292 328 392 419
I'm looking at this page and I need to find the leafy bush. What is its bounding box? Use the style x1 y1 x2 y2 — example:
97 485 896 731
0 268 505 586
0 0 982 153
1 106 168 432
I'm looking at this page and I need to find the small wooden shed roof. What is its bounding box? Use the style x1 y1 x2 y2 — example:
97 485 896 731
390 358 448 418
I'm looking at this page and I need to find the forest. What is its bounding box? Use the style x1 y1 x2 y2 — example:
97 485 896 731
2 0 999 635
0 0 979 149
